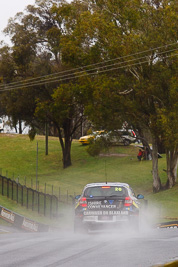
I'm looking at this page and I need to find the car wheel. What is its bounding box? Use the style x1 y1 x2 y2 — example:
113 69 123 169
130 216 139 232
74 218 88 234
123 139 130 146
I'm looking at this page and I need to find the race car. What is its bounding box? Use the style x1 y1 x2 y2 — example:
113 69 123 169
74 182 144 233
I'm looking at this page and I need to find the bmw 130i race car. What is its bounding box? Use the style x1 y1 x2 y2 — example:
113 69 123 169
74 182 144 233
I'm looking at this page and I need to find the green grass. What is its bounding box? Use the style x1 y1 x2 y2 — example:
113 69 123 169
0 133 177 226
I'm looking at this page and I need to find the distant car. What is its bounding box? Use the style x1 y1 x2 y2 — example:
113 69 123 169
79 130 105 145
95 129 136 146
0 118 4 132
74 182 144 233
117 129 136 145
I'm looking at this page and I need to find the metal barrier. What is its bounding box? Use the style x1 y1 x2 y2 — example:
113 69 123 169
0 175 58 218
0 205 49 232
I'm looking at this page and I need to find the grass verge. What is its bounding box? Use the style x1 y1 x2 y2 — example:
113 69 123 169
0 133 177 225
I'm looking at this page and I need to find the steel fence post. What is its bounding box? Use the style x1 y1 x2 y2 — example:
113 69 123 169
32 190 34 211
2 177 4 195
44 194 46 216
50 196 52 218
27 189 29 209
16 183 18 203
38 192 40 214
12 180 13 200
7 179 9 198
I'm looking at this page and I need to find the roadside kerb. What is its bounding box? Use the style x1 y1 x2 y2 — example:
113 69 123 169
155 221 178 229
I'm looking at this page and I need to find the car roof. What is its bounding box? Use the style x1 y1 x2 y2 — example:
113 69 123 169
83 182 130 190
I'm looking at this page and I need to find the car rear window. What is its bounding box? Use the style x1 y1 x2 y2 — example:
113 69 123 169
84 186 128 198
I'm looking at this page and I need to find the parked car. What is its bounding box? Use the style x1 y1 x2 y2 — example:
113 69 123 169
0 118 4 132
95 129 136 146
79 130 105 145
74 182 144 233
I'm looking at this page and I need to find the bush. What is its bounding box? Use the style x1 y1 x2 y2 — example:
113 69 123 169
86 137 110 157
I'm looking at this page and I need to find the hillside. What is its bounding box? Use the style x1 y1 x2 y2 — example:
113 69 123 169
0 133 177 225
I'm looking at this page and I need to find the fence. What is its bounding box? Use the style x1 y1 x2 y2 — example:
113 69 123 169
0 168 76 205
0 174 59 219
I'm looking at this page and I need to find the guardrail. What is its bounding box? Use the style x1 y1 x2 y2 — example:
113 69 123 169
0 175 58 218
0 205 49 232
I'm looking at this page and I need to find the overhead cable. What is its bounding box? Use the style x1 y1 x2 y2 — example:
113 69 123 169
0 45 177 92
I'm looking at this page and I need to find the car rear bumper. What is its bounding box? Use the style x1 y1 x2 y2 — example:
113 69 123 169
83 215 129 224
79 140 89 144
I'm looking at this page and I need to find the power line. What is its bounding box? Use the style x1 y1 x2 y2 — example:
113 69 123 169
1 53 177 92
0 42 177 89
0 42 177 90
0 52 177 92
2 47 177 91
0 45 177 92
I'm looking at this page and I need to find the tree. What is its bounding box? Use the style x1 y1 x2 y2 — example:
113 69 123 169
0 0 177 179
0 0 91 167
35 78 91 167
80 0 178 192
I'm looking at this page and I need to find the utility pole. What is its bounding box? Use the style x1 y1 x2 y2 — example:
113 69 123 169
36 141 38 191
45 120 48 156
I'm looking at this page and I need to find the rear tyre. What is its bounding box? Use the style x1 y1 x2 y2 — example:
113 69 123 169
129 215 140 232
132 217 139 232
74 218 88 234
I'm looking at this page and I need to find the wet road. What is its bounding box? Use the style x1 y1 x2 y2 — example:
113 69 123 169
0 226 178 267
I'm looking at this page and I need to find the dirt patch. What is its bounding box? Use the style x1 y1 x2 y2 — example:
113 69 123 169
0 133 16 137
99 153 129 157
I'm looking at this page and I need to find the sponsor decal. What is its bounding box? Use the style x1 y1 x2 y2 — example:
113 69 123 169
84 210 103 216
87 201 117 209
84 210 128 216
0 208 15 223
115 187 122 192
88 201 102 205
108 200 114 205
88 204 116 209
22 218 38 232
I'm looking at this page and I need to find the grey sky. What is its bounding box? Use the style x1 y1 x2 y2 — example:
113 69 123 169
0 0 36 43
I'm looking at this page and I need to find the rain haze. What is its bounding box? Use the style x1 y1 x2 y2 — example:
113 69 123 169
0 1 177 267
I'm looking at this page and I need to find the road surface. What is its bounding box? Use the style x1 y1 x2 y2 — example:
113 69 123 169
0 225 178 267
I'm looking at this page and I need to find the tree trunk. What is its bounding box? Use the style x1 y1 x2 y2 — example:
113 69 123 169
165 149 178 189
157 138 165 154
19 120 22 134
63 138 72 168
57 121 72 169
152 137 162 193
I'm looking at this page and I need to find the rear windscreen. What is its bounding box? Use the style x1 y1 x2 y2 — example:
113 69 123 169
84 186 128 198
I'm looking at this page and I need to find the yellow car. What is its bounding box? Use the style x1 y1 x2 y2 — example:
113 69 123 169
79 131 105 145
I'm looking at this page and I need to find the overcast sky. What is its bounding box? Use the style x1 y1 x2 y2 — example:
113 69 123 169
0 0 35 43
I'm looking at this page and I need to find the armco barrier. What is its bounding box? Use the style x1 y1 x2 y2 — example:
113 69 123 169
0 205 49 232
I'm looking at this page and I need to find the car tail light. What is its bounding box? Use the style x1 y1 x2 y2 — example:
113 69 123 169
124 197 133 206
79 197 87 207
102 186 111 189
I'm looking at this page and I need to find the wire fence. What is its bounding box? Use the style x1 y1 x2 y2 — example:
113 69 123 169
0 174 60 218
0 168 76 205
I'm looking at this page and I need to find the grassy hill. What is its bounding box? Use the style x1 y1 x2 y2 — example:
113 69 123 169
0 133 177 226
